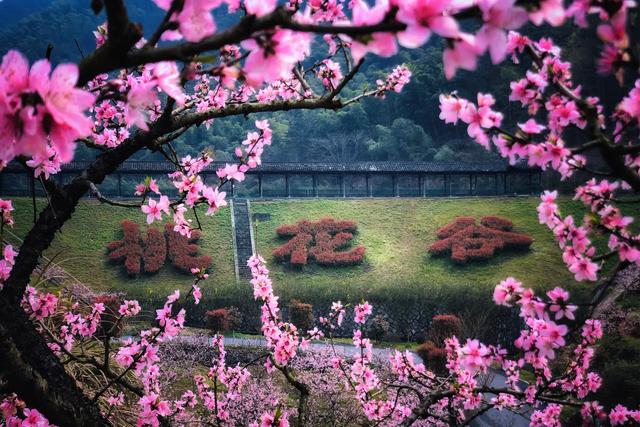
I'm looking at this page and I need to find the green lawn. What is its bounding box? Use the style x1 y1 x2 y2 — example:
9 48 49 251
251 197 617 306
7 196 627 320
8 198 237 299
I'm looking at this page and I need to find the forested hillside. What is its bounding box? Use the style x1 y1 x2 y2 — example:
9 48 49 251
0 0 622 163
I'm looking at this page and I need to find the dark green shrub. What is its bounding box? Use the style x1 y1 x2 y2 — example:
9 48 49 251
368 315 391 341
289 299 314 333
593 335 640 408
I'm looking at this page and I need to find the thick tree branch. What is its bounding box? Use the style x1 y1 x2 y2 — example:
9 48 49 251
172 97 343 129
0 297 111 426
78 6 405 86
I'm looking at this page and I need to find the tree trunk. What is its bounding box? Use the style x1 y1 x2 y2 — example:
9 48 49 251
0 295 111 426
0 127 158 425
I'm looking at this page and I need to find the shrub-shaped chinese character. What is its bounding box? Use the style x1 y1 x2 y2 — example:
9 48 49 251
165 223 213 273
107 221 144 276
273 217 365 267
428 216 533 264
107 220 211 275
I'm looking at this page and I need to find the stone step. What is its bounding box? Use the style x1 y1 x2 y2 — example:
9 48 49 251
231 200 254 280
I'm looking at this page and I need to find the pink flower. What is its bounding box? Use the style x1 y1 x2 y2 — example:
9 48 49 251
476 0 528 63
242 30 311 87
34 62 96 162
442 33 481 79
568 256 598 281
518 119 545 134
493 277 523 306
245 0 277 16
177 0 223 42
125 81 157 130
0 50 95 164
597 8 628 48
347 0 398 63
119 300 142 316
216 163 246 182
316 59 343 89
142 196 170 224
528 0 565 26
619 80 640 121
3 245 17 265
22 408 49 427
202 186 227 214
396 0 459 48
546 287 576 320
610 404 629 425
438 94 467 124
536 320 567 358
459 339 490 372
149 179 160 194
354 301 373 324
152 0 223 42
151 62 186 105
192 284 202 305
106 392 124 407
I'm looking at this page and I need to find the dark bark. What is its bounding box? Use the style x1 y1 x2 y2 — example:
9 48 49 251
77 6 404 86
0 295 111 426
0 120 173 425
0 92 351 425
2 120 171 304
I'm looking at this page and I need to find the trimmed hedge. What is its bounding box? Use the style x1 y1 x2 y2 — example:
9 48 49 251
107 221 143 276
428 314 463 347
107 220 212 275
143 227 167 274
416 341 447 373
429 216 532 264
417 314 464 373
273 217 365 267
165 223 213 273
288 299 314 332
205 308 230 333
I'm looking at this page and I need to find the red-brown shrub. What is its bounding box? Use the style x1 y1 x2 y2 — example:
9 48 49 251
205 308 230 333
368 315 391 341
143 227 167 273
273 217 365 267
428 216 532 264
165 223 213 273
428 314 463 346
480 216 513 231
436 217 476 239
289 300 314 332
273 233 312 266
108 222 212 275
107 220 143 276
416 341 447 373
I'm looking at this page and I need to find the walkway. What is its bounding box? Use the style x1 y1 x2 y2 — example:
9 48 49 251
231 199 255 279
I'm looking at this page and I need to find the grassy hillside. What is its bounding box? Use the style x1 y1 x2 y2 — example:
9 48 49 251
251 197 620 306
8 196 634 336
9 198 237 299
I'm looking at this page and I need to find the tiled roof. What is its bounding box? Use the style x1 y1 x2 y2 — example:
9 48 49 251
3 160 536 174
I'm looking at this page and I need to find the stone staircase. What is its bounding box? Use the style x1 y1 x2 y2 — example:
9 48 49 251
231 199 255 279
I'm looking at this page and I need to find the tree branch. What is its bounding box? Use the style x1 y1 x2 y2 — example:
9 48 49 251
78 6 405 86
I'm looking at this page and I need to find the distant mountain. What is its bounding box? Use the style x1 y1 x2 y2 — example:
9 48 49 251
0 0 165 63
0 1 621 164
0 0 53 30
